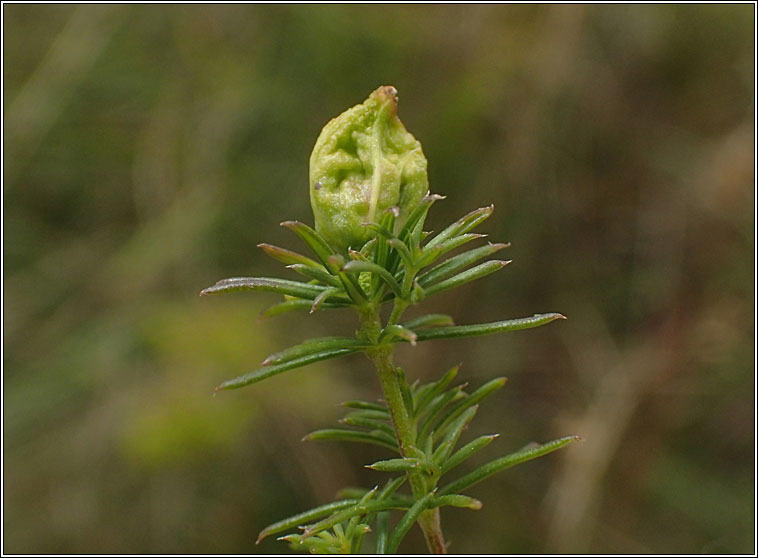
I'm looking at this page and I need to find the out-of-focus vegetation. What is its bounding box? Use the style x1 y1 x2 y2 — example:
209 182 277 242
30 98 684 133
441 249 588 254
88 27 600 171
3 4 753 554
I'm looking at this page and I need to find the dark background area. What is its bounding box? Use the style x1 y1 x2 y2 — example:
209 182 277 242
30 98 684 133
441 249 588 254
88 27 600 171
3 4 754 554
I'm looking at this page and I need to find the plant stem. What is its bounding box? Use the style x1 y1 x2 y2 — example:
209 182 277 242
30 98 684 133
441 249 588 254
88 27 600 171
360 307 447 554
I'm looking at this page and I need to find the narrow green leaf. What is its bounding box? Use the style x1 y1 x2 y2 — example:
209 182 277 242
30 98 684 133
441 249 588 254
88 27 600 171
441 434 499 473
410 217 427 250
341 409 391 421
310 286 347 312
304 429 398 451
375 511 389 554
261 298 346 317
417 384 467 440
397 193 445 244
387 491 436 553
200 276 328 299
431 378 506 439
362 222 395 241
349 523 371 553
379 324 418 346
418 242 509 288
410 278 425 303
287 264 342 288
216 348 357 391
263 337 367 366
341 400 389 413
336 487 370 500
326 254 369 304
437 232 487 256
278 533 338 552
402 314 455 329
396 367 415 416
439 435 582 496
433 406 478 463
378 476 408 499
366 457 422 472
360 237 377 257
342 260 403 298
370 209 398 294
302 498 410 540
357 485 379 505
256 499 358 543
348 248 370 261
413 365 460 418
386 237 414 268
423 260 510 297
281 221 338 271
358 476 412 540
431 494 482 510
416 233 486 268
415 313 566 342
423 433 434 457
340 415 395 437
258 243 324 268
426 205 494 248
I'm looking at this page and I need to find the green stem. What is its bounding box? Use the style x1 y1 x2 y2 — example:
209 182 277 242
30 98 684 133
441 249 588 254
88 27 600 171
360 308 447 554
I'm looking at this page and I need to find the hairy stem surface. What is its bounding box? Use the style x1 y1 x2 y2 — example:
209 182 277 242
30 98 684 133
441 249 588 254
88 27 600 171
360 307 447 554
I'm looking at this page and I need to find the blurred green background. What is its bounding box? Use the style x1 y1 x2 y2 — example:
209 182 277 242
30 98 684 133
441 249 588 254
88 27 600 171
3 4 754 554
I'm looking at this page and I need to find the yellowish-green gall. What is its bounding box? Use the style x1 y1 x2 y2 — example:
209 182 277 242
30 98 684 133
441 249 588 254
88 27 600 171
309 86 428 253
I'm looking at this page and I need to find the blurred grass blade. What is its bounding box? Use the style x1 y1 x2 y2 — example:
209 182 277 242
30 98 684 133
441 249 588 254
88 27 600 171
426 205 494 248
366 457 422 472
379 324 418 346
200 277 328 299
342 260 403 298
256 499 357 543
423 260 510 297
262 336 368 366
402 314 455 329
415 313 567 342
304 428 399 451
258 243 324 268
287 263 342 287
431 378 506 438
441 434 499 473
281 221 339 271
418 242 509 288
387 491 436 553
439 435 582 496
216 348 358 391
